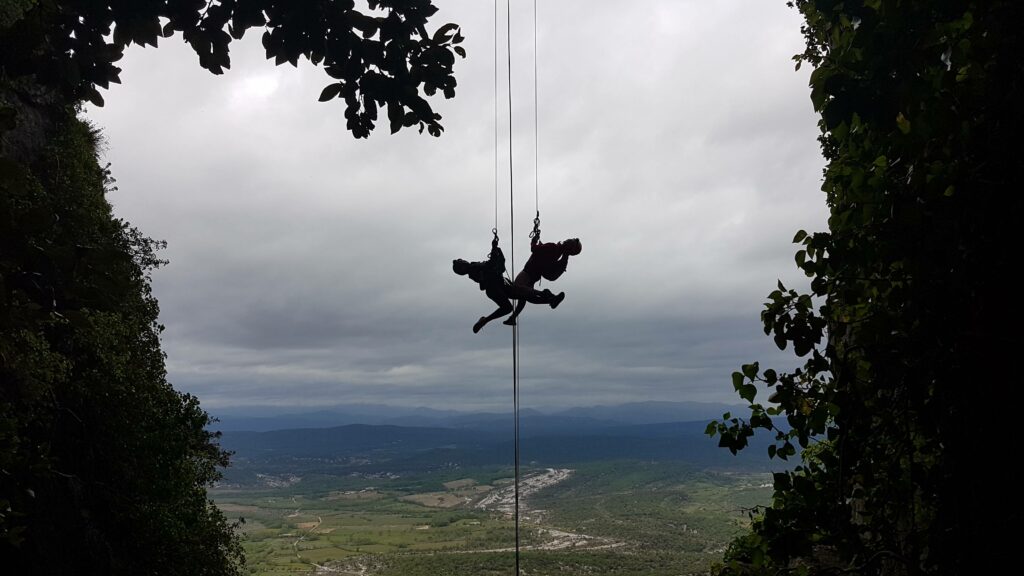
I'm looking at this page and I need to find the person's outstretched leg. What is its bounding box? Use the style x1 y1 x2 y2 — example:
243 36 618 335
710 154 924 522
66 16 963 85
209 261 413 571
505 271 545 325
503 298 526 325
476 289 513 333
520 288 563 306
550 292 565 308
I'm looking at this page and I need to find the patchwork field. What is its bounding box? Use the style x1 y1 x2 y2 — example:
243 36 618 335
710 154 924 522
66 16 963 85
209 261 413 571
213 461 771 576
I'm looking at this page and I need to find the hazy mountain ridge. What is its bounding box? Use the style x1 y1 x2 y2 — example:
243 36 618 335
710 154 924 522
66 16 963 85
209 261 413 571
217 415 779 486
210 401 745 432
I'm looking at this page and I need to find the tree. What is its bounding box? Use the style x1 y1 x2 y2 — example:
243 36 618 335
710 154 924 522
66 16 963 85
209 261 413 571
1 0 463 145
708 1 1022 574
1 1 462 573
1 113 245 575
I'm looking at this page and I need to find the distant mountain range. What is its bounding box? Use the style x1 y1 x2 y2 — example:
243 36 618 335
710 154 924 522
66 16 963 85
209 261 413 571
213 402 784 484
209 401 746 432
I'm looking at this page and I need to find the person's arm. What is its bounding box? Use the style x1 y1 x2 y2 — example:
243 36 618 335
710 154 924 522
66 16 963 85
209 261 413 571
464 260 485 284
546 253 568 281
534 243 569 281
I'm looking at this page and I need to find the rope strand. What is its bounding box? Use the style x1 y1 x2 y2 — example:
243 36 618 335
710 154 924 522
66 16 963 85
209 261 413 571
493 0 499 235
505 2 521 575
533 0 540 215
512 325 521 576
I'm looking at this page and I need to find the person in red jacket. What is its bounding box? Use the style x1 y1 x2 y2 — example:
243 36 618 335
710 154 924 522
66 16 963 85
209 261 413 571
503 235 582 325
454 236 566 333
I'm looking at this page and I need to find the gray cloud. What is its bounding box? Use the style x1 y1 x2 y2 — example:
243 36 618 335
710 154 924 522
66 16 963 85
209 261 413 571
86 0 826 412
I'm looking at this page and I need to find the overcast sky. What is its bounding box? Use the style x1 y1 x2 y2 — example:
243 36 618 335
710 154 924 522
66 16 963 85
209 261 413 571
83 0 827 413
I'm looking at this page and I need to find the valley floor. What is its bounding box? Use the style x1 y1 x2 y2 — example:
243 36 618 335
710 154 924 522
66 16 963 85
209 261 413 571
213 461 771 576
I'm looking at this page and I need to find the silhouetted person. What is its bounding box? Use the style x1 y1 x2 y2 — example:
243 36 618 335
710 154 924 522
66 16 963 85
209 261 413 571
504 236 581 325
454 236 564 333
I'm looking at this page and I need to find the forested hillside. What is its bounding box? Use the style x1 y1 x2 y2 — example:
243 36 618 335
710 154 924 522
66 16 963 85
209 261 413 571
0 109 242 574
1 1 460 574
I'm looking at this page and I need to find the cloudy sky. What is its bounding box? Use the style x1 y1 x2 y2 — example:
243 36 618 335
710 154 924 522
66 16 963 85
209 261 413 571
84 0 827 412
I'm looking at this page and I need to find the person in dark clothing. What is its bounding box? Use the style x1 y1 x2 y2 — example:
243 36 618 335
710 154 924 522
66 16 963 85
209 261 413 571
504 236 581 325
454 236 565 333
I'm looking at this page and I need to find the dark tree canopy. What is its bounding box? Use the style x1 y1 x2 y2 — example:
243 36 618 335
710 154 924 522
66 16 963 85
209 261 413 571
1 114 243 575
709 1 1022 574
1 1 461 574
0 0 464 138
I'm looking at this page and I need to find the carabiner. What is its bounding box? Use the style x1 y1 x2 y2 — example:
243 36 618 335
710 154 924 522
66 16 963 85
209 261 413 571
529 211 541 239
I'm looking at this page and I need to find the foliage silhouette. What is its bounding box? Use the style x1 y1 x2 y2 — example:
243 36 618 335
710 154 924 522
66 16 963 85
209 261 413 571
0 0 463 138
708 1 1022 574
1 1 461 574
1 114 243 575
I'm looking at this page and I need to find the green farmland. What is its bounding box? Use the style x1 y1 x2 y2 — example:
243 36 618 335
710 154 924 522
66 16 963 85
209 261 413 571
213 461 771 576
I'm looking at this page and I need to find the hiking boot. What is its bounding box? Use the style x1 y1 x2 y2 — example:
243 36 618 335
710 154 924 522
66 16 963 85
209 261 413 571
473 316 487 333
550 292 566 309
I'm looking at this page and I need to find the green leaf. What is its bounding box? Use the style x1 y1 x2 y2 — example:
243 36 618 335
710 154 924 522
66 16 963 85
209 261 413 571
318 83 343 102
86 88 104 107
740 383 757 402
732 372 745 391
773 333 787 350
388 101 404 134
896 112 911 134
780 442 796 458
432 23 459 43
742 362 759 380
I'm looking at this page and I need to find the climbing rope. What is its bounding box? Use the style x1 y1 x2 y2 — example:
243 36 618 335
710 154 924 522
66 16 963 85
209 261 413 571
493 0 500 240
504 0 522 571
533 0 540 219
492 1 541 572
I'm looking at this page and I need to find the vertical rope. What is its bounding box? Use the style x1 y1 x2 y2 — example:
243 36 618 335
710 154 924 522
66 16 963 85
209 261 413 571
512 326 521 576
493 0 499 235
533 0 540 215
505 2 521 575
